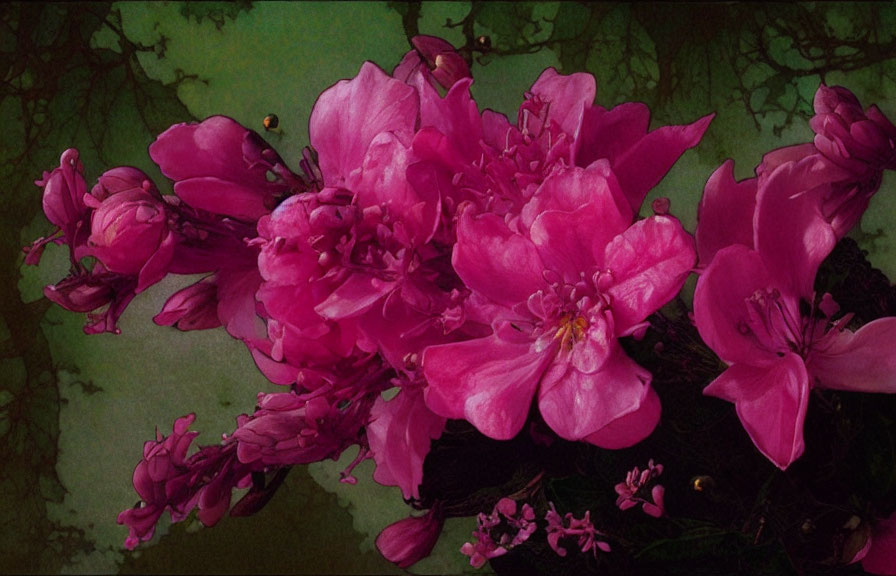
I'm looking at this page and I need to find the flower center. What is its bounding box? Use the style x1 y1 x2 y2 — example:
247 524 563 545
554 314 589 351
738 288 806 357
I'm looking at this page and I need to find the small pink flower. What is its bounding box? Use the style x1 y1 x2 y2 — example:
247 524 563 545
614 459 666 518
545 502 611 558
461 498 536 568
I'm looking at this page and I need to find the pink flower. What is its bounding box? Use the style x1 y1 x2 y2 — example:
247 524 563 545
545 502 611 558
694 164 896 469
614 459 665 518
461 498 536 568
424 164 694 447
375 504 445 569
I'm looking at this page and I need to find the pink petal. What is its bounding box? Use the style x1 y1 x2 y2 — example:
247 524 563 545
529 68 596 141
538 347 652 441
693 244 780 366
527 164 632 277
150 116 266 185
576 102 651 168
809 317 896 393
423 327 548 440
863 511 896 575
136 231 176 293
696 160 757 267
754 160 837 300
453 211 545 308
604 215 696 335
353 133 440 244
310 62 418 185
368 387 446 500
704 354 809 470
584 385 661 449
172 177 273 221
611 113 714 214
314 273 396 320
215 267 264 342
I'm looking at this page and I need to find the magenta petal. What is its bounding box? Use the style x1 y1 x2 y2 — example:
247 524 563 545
809 317 896 393
153 278 221 331
538 348 651 441
173 178 272 221
368 387 446 500
612 114 714 214
863 511 896 576
604 215 696 335
693 244 779 366
215 268 264 342
696 160 757 267
310 62 418 185
314 273 396 320
585 385 661 449
453 211 545 308
527 164 632 276
577 103 651 168
151 116 258 183
754 160 837 299
136 231 176 293
529 68 596 140
704 354 809 470
423 330 547 440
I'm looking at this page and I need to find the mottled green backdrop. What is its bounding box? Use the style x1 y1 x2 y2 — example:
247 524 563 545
2 2 894 574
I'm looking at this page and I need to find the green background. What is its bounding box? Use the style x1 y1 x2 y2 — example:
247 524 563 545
2 2 894 574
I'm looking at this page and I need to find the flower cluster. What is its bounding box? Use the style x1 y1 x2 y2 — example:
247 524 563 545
461 498 537 568
23 35 896 574
614 459 665 518
545 502 611 558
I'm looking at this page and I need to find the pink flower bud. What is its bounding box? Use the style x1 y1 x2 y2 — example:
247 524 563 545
88 187 173 279
375 506 444 569
89 166 161 204
153 278 221 331
39 149 89 231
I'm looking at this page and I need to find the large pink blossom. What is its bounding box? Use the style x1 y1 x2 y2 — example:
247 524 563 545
694 163 896 469
424 163 695 446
